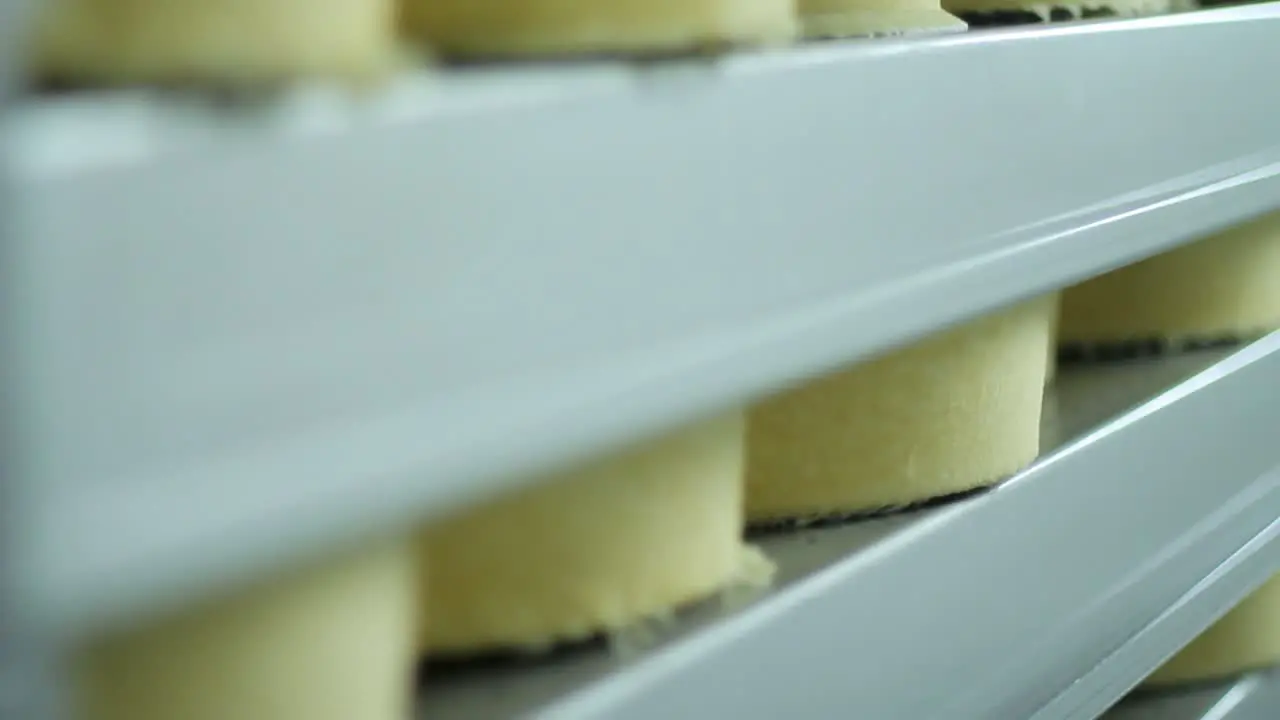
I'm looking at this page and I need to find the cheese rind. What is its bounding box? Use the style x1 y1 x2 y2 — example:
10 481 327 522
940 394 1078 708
422 413 755 654
400 0 797 57
1146 575 1280 685
1059 212 1280 344
800 0 965 37
77 542 417 720
746 297 1052 521
33 0 397 85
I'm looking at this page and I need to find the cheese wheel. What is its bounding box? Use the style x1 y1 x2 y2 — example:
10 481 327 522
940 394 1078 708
32 0 397 85
746 296 1052 522
1145 575 1280 686
1059 212 1280 346
799 0 964 37
422 412 761 654
400 0 797 58
76 542 417 720
942 0 1170 21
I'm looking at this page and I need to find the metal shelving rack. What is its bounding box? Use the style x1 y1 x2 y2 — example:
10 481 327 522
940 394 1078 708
3 3 1280 719
413 348 1280 719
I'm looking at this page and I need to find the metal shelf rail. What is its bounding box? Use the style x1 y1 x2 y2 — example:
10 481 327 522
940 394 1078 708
2 4 1280 719
1105 671 1280 720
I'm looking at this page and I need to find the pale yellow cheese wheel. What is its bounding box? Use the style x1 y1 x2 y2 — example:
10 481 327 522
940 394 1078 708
400 0 797 58
422 412 761 654
799 0 964 38
942 0 1169 17
1146 575 1280 686
77 542 418 720
32 0 397 85
1059 212 1280 345
746 296 1053 522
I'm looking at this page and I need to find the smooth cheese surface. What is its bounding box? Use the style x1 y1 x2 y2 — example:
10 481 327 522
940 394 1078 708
800 0 965 37
1059 212 1280 344
77 541 418 720
422 412 759 654
746 296 1052 521
943 0 1169 15
1146 575 1280 686
33 0 397 84
400 0 797 57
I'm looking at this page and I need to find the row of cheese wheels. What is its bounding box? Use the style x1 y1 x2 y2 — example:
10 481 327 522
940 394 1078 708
29 0 1176 88
74 210 1280 719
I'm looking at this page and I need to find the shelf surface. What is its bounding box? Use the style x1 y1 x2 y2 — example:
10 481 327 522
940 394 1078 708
414 340 1280 720
1106 671 1280 720
5 6 1280 640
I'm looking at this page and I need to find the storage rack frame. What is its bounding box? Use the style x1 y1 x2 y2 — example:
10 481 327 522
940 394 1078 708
5 3 1280 718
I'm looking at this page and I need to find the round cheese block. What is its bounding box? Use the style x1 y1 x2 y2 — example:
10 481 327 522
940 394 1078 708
76 541 418 720
399 0 797 58
32 0 397 85
1059 212 1280 349
1145 575 1280 686
799 0 965 38
746 296 1053 522
421 412 763 655
943 0 1170 24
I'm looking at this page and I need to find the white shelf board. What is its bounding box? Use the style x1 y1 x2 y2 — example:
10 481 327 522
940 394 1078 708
412 339 1280 720
1106 672 1280 720
5 6 1280 640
